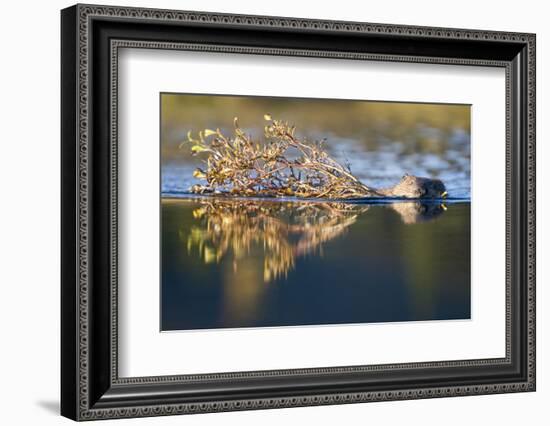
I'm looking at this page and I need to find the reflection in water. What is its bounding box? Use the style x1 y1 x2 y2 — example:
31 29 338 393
183 198 446 283
390 201 446 224
185 200 366 283
161 198 470 330
221 256 265 326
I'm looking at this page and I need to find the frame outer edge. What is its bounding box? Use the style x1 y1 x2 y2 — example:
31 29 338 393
76 2 91 420
527 33 535 390
66 4 536 421
61 4 79 422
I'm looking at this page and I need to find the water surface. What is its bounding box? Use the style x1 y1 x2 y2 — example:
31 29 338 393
161 198 471 331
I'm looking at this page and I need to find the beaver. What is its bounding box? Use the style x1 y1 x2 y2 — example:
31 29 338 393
374 174 447 199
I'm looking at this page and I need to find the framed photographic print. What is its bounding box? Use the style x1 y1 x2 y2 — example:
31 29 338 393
61 4 536 421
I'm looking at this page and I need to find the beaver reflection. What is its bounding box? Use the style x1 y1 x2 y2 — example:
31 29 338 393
388 201 446 224
184 199 447 282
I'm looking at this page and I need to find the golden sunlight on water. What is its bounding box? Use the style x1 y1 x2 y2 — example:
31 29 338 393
222 257 266 326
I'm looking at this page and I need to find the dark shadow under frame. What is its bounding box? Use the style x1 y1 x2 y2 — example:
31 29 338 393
61 3 536 421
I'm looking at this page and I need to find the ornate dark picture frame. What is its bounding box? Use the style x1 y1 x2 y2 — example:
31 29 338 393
61 3 536 421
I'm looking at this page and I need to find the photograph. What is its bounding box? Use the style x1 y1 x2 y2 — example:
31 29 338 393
160 94 472 331
57 3 536 421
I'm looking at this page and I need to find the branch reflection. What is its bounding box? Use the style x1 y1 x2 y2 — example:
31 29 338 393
182 198 447 283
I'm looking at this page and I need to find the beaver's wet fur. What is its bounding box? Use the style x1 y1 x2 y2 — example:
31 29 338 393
376 174 447 199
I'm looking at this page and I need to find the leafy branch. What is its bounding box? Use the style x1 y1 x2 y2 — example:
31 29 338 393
183 115 377 199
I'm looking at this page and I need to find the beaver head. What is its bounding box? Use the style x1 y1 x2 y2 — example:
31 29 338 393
386 174 447 199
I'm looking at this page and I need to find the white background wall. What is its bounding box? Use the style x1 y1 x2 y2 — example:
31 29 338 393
0 0 546 424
